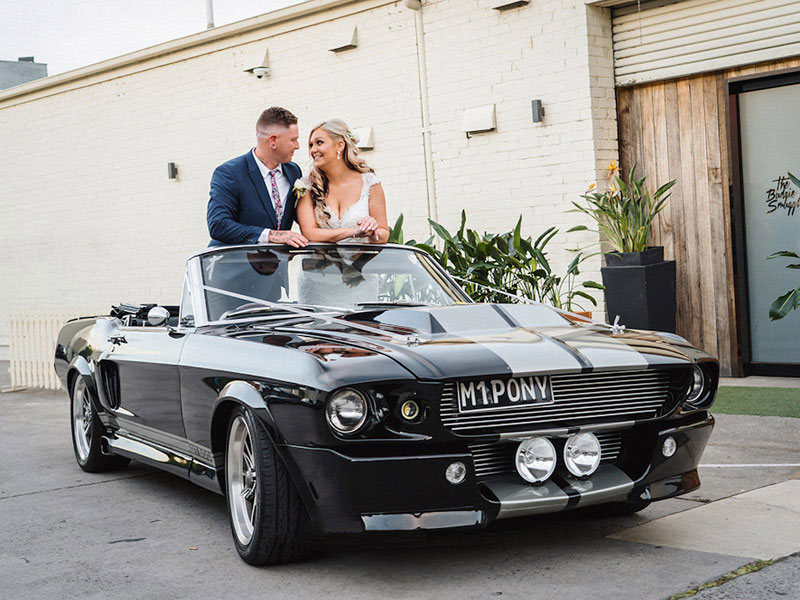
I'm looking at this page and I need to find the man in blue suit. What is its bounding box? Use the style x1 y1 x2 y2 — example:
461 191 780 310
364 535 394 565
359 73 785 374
207 106 308 248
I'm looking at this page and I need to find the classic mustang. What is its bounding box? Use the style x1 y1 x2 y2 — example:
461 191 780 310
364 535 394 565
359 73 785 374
54 244 717 565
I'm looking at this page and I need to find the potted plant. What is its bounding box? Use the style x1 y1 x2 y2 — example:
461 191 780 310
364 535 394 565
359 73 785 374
388 212 603 313
570 163 677 332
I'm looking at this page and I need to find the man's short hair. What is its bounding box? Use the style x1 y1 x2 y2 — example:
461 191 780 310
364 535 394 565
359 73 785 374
256 107 298 138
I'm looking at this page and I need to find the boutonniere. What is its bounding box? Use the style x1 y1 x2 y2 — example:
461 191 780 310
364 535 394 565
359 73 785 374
292 178 308 203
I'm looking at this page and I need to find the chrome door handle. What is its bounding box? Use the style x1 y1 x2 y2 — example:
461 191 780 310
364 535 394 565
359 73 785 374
108 333 127 345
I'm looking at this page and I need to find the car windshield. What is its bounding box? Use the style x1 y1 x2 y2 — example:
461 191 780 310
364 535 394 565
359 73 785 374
198 245 467 322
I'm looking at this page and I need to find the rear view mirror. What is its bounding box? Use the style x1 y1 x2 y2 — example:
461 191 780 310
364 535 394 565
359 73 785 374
147 306 170 327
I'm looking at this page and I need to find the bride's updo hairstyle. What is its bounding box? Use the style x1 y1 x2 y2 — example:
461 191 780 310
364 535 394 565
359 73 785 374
308 119 374 226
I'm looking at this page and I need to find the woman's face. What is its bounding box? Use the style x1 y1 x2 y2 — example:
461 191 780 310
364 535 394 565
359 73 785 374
309 128 343 171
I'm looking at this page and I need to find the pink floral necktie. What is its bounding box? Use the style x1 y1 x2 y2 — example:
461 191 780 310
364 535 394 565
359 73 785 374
269 169 283 228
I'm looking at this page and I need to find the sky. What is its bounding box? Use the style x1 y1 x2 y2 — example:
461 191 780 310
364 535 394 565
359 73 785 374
0 0 303 76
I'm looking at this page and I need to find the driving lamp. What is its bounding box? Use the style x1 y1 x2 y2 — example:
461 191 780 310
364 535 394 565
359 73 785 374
686 365 705 404
326 388 368 434
515 437 557 484
399 399 420 421
563 432 601 478
446 461 467 484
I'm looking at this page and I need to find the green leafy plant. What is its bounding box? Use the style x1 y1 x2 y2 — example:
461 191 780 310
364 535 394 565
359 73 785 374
767 172 800 321
388 212 603 311
569 163 676 253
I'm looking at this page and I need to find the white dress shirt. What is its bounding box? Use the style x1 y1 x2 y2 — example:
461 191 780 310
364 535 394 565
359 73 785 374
252 149 291 242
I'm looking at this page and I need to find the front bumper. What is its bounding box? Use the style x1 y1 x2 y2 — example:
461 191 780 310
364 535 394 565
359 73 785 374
281 413 714 535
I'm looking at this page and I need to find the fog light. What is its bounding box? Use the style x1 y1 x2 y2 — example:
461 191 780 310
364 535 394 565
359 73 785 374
515 437 556 484
662 436 677 457
446 461 466 484
400 399 420 421
564 432 601 478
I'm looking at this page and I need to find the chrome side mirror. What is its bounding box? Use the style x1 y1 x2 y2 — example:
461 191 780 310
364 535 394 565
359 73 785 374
147 306 170 327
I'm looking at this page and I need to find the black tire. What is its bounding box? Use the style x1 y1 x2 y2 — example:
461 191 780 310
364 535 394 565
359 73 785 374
225 405 311 565
70 376 130 473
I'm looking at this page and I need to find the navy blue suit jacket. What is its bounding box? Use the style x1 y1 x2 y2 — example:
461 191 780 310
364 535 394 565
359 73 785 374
207 151 302 247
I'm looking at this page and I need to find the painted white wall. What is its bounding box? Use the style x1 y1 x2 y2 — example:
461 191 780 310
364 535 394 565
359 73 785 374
0 0 617 363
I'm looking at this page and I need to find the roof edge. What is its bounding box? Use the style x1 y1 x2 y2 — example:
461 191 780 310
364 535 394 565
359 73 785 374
0 0 357 103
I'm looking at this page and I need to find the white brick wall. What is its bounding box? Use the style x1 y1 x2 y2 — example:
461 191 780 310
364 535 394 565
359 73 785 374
0 0 617 364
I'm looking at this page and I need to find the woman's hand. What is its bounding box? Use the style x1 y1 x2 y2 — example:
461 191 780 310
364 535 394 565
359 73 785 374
357 216 379 235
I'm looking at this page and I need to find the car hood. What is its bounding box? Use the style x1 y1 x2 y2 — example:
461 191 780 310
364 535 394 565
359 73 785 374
273 303 697 380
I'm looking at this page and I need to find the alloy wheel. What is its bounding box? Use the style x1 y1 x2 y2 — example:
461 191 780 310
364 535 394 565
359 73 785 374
72 379 92 462
227 415 258 545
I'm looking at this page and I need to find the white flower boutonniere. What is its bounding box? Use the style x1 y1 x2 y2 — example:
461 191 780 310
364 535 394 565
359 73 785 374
292 178 308 204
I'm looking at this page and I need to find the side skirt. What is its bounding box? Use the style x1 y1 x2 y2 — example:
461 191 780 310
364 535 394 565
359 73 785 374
102 433 223 495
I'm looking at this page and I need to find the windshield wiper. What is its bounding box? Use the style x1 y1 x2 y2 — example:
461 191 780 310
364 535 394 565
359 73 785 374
354 301 429 308
221 305 320 320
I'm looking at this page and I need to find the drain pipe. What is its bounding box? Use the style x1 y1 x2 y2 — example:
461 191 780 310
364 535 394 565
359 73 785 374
405 0 439 229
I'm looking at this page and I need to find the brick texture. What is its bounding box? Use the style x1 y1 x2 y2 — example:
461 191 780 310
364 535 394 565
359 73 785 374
0 0 617 360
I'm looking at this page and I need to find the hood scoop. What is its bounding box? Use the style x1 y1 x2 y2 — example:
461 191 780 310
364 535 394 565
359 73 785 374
344 303 569 336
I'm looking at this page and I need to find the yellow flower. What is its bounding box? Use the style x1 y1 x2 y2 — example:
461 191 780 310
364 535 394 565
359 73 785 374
606 161 619 178
588 183 596 190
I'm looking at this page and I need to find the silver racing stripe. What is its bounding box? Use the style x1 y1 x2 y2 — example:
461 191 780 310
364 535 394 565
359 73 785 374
487 466 635 518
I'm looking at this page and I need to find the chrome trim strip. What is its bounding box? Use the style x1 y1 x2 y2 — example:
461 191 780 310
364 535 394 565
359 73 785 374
103 433 192 467
362 510 484 531
187 256 209 327
498 420 635 440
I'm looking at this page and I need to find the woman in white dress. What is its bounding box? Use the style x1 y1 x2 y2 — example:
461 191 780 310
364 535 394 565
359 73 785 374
296 119 389 244
295 120 389 306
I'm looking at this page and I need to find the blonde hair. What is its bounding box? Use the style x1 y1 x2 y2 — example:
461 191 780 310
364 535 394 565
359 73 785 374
308 119 374 226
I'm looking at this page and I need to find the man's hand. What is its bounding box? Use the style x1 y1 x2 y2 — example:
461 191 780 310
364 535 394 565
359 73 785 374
268 230 308 248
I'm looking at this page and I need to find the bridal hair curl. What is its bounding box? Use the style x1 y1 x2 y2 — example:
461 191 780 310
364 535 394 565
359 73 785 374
308 119 374 227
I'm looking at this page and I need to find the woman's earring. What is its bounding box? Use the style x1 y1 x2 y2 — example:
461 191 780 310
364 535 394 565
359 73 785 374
271 144 276 150
337 150 341 160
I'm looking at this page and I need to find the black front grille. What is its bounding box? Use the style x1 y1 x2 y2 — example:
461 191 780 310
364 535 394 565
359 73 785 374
440 369 672 435
469 432 622 480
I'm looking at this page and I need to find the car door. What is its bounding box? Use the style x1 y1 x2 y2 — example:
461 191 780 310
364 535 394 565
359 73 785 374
99 321 188 443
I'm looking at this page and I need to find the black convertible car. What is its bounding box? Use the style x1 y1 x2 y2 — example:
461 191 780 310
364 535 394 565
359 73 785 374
55 244 717 565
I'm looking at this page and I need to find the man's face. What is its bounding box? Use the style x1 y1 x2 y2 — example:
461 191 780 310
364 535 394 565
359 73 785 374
273 124 300 163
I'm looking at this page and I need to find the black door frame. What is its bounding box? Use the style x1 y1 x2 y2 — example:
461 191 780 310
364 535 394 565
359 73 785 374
728 67 800 377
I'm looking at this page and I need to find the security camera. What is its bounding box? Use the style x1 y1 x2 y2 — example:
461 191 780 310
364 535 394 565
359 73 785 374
252 67 270 79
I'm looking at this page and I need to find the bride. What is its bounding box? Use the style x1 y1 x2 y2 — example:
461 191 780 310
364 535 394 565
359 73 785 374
295 119 389 307
296 119 389 243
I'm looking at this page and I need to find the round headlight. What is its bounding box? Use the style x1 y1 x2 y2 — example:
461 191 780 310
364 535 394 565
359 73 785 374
515 437 557 484
563 432 601 478
687 365 705 404
326 388 368 434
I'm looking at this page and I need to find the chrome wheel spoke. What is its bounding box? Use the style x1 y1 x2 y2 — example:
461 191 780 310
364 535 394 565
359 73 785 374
227 415 258 545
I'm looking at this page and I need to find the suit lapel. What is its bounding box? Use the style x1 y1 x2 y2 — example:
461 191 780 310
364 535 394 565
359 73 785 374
245 151 279 229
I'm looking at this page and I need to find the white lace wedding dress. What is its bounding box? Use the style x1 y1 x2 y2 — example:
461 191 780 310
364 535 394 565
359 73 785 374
298 172 381 308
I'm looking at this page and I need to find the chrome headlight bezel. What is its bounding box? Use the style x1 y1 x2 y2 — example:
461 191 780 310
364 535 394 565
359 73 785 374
325 387 369 435
686 364 705 404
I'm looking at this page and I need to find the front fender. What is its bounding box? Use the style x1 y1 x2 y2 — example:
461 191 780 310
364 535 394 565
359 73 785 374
209 381 320 524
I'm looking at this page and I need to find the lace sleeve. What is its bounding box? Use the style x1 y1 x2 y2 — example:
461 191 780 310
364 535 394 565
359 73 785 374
365 171 381 188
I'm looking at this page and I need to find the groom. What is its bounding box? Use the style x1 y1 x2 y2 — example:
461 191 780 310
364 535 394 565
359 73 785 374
207 106 308 248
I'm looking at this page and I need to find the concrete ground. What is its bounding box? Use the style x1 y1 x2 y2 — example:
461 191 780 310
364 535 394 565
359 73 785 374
1 388 798 600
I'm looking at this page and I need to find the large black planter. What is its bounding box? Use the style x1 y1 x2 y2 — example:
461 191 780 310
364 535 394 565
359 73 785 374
600 246 676 333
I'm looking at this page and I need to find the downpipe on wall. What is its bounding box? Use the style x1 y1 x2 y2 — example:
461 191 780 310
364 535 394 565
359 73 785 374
405 0 438 228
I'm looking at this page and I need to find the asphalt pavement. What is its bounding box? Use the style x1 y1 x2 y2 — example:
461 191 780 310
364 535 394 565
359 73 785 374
1 387 798 600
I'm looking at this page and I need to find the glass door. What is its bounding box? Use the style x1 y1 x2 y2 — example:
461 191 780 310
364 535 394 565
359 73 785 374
732 72 800 375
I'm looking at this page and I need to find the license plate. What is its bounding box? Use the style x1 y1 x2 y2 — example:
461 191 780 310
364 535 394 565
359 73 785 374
456 376 554 412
